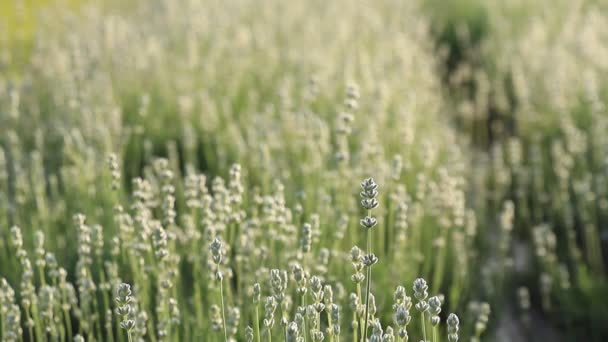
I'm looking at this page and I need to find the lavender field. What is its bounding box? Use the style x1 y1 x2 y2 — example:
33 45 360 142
0 0 607 341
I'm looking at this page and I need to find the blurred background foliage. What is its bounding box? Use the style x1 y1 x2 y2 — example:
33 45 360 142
1 0 607 341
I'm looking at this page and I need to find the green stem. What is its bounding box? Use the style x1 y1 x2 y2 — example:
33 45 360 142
38 266 46 286
421 311 427 341
281 305 288 342
194 276 204 340
352 311 358 342
100 272 114 342
255 305 262 342
93 296 104 342
327 309 334 342
362 219 372 342
26 309 34 342
301 294 307 342
433 325 438 342
30 303 43 342
63 307 72 342
431 228 448 294
219 279 228 342
363 265 371 341
58 313 66 342
356 283 363 338
317 312 321 337
1 308 4 342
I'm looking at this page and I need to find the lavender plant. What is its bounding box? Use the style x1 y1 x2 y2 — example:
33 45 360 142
3 0 576 341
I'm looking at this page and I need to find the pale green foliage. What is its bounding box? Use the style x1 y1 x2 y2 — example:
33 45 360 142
3 0 607 341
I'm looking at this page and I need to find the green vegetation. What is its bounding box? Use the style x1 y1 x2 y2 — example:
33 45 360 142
432 0 608 339
0 0 606 341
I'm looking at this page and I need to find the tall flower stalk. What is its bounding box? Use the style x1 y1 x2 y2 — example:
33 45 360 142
413 278 429 341
253 283 262 342
210 237 228 342
393 286 412 342
428 296 442 342
115 283 136 342
360 178 379 341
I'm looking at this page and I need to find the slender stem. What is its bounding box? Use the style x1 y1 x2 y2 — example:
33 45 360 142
421 311 427 341
219 279 228 342
166 297 173 341
356 283 363 338
99 271 114 342
63 307 72 342
352 311 358 342
194 267 204 341
255 305 261 342
127 331 134 342
26 309 34 342
327 309 334 342
301 294 307 342
282 305 288 342
30 303 43 342
38 267 46 286
1 309 4 342
363 264 371 341
432 325 438 342
317 312 321 337
362 212 372 342
431 228 448 294
92 296 104 341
